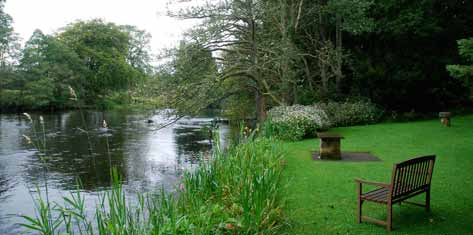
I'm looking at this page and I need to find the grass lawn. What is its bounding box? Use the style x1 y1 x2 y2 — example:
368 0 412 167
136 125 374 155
282 115 473 235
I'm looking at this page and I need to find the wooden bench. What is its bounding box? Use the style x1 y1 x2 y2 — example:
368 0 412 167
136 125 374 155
354 155 436 231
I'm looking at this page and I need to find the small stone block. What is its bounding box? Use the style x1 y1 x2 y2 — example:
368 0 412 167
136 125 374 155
317 132 344 160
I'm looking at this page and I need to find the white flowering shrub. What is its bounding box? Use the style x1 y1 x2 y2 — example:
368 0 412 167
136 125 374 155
318 101 382 127
263 105 331 141
263 101 382 141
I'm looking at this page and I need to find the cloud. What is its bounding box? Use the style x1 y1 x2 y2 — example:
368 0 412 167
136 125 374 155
4 0 199 63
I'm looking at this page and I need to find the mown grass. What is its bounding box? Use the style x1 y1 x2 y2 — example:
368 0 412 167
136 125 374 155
21 133 287 234
282 115 473 234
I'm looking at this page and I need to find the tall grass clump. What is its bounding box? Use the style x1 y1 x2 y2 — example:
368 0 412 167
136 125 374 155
20 130 287 234
179 133 286 234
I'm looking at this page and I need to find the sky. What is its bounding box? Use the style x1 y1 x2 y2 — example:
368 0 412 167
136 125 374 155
4 0 199 62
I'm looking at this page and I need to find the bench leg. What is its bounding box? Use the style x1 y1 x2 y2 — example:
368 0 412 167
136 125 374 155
357 183 362 223
426 189 431 212
387 203 392 231
357 199 363 223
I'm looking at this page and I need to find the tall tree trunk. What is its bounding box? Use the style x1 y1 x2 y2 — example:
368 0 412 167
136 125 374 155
279 0 292 105
292 81 297 104
320 59 328 100
319 0 327 41
255 89 266 122
248 5 265 122
335 13 343 94
302 57 314 92
318 0 328 100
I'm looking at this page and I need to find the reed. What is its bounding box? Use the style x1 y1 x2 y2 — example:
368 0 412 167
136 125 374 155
21 113 57 234
20 129 287 234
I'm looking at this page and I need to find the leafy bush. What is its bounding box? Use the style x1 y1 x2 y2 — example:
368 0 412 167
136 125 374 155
96 92 133 110
0 89 23 108
23 77 56 109
317 101 382 127
263 105 330 141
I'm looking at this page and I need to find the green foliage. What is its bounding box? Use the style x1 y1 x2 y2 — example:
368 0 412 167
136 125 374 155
317 100 382 127
1 18 154 111
15 30 85 110
96 92 133 110
0 0 20 68
447 38 473 98
327 0 374 34
371 0 440 37
221 91 256 120
349 0 473 111
160 42 220 116
0 89 22 108
264 105 331 141
121 25 153 74
21 136 286 234
23 77 56 109
165 0 473 118
59 19 136 102
457 38 473 62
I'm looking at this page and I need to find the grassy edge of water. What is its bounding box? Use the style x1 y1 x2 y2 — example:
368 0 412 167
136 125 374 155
20 134 287 234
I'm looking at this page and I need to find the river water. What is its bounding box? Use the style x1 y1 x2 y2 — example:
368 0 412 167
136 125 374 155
0 110 231 234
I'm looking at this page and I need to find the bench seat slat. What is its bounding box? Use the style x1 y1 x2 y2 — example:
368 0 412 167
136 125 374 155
361 188 389 203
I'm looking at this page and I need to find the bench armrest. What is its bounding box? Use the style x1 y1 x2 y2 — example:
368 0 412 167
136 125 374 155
354 178 390 188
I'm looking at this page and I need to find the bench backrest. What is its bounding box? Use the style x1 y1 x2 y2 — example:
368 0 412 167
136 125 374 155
390 155 436 199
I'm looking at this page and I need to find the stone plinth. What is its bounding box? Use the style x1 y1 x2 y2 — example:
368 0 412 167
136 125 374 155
439 112 451 127
317 133 344 160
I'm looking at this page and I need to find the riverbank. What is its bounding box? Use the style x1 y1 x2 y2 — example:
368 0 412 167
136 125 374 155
282 115 473 234
18 129 287 234
0 111 233 234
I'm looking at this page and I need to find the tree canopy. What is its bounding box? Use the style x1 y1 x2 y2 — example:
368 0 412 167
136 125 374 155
1 17 154 111
0 0 472 117
158 0 473 121
447 38 473 99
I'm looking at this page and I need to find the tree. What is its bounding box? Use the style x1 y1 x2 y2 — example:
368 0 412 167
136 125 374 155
447 38 473 99
327 0 374 93
19 29 85 109
288 0 373 100
1 18 154 110
348 0 473 111
160 41 221 116
58 19 136 103
169 0 304 121
121 25 153 75
163 0 376 120
0 0 22 111
0 0 20 68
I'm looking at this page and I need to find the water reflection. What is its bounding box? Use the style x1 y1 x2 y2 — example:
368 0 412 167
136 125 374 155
0 110 230 234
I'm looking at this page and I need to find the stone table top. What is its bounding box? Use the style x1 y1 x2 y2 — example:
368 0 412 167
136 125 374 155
317 132 344 139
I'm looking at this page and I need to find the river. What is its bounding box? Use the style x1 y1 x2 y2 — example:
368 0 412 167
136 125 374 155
0 110 231 234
